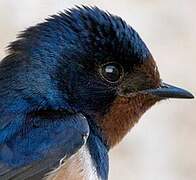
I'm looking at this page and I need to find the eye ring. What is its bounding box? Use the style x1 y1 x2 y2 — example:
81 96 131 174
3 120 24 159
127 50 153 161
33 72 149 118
99 62 124 83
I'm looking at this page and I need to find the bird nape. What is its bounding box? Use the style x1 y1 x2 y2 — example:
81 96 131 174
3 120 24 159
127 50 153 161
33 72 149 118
0 6 194 180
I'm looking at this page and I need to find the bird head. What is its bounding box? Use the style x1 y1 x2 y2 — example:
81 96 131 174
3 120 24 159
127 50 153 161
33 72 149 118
7 6 194 148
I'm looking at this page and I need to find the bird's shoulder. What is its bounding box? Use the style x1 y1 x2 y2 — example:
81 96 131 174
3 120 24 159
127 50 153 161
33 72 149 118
0 112 90 180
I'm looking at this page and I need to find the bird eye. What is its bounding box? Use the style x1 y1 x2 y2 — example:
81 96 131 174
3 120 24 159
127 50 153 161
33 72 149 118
99 62 124 83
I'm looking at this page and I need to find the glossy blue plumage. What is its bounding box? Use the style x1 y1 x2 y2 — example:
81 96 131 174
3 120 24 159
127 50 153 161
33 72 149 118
0 6 151 180
87 133 108 180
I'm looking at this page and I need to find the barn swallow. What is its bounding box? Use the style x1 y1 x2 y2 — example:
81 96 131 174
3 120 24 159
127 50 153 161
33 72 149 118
0 6 194 180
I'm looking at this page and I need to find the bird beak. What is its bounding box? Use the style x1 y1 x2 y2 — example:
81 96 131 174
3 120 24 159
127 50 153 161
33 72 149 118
144 82 194 99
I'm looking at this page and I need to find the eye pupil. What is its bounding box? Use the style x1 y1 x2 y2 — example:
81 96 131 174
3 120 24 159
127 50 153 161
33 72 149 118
100 62 123 83
104 65 119 81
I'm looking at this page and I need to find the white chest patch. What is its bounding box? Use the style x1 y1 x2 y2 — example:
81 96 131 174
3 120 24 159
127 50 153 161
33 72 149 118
45 145 100 180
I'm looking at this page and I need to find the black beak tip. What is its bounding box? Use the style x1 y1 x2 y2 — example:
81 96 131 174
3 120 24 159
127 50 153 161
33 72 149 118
146 83 194 99
182 91 194 99
175 89 194 99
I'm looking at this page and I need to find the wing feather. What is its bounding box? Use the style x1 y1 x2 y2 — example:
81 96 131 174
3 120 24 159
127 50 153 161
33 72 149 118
0 113 89 180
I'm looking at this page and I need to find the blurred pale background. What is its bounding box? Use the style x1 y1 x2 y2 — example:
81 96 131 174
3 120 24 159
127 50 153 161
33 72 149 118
0 0 195 180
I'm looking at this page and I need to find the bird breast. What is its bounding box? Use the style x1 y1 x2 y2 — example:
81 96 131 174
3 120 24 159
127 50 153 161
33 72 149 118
45 145 100 180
